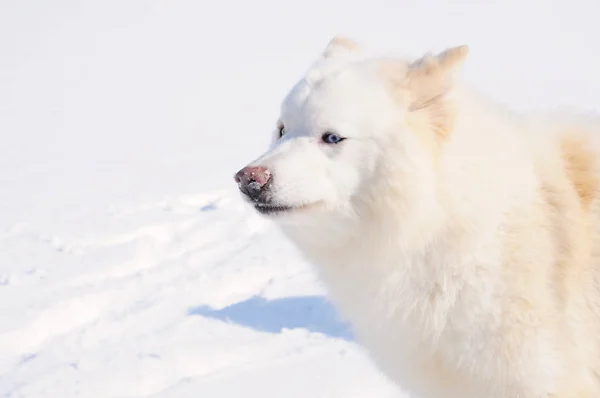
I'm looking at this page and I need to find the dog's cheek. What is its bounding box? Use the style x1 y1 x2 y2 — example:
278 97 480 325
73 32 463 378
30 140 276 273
318 156 362 202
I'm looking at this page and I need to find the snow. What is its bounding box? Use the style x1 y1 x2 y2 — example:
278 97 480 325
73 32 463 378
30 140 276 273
1 0 600 397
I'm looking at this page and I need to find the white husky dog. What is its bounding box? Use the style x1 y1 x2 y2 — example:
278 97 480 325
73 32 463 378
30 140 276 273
234 37 600 397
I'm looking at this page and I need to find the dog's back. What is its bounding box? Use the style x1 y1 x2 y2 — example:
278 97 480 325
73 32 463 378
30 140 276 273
524 112 600 393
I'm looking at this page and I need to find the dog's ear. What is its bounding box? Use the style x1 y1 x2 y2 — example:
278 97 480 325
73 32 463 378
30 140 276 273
320 36 364 60
399 45 468 142
406 45 468 111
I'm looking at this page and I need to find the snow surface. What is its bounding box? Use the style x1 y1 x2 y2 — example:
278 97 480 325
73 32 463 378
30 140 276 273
2 0 600 397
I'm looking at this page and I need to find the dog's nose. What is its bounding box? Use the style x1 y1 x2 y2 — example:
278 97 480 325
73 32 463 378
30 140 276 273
234 166 272 199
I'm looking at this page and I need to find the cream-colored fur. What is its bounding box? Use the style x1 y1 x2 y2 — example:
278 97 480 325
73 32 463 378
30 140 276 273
235 37 600 397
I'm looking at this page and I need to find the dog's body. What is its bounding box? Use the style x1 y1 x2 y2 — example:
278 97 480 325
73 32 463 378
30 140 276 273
234 37 600 397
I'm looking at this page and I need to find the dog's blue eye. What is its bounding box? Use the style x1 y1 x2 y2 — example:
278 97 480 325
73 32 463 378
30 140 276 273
322 132 345 144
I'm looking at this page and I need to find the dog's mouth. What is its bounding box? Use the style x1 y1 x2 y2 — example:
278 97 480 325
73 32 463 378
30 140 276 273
253 201 320 216
254 203 294 215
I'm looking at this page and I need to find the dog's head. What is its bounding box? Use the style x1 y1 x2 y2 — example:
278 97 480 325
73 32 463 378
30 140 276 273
234 37 468 235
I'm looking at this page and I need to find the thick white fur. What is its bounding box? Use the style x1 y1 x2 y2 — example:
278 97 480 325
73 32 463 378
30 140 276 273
236 37 600 397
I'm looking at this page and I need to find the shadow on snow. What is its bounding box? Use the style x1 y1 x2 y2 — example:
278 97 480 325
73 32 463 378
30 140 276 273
188 295 353 341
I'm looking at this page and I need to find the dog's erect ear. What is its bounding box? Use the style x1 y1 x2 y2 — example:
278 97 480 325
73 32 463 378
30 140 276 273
397 45 468 142
406 45 468 111
320 36 364 60
304 36 364 84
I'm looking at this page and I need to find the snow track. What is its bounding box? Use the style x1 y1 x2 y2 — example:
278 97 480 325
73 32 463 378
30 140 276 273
0 191 400 397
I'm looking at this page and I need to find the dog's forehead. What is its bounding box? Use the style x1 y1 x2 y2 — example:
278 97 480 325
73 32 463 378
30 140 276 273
282 61 379 112
280 59 394 130
281 78 311 114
